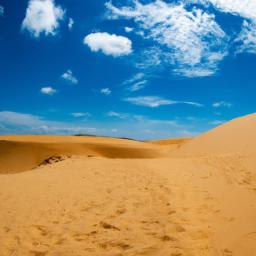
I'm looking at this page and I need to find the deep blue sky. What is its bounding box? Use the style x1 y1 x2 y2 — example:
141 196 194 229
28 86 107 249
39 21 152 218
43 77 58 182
0 0 255 139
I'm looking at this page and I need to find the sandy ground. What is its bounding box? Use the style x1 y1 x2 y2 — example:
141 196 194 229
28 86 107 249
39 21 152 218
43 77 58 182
0 113 256 256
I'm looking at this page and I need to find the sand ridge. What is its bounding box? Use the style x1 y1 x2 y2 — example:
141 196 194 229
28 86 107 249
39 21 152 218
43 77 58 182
0 135 166 174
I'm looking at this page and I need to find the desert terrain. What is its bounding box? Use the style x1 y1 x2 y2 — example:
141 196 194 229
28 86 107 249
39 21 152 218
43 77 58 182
0 113 256 256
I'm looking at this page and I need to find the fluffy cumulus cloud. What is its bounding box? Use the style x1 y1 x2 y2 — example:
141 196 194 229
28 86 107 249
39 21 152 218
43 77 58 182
124 96 203 108
106 0 228 77
61 70 78 84
22 0 65 38
84 32 132 57
40 86 57 95
206 0 256 20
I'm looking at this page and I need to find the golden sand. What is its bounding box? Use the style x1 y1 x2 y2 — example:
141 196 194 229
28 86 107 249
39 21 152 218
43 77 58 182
0 113 256 256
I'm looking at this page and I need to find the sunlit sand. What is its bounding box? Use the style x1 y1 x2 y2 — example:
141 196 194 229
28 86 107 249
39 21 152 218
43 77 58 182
0 113 256 256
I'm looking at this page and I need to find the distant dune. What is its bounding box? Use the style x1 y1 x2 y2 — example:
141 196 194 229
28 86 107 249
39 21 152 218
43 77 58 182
0 135 165 174
150 137 192 152
0 114 256 256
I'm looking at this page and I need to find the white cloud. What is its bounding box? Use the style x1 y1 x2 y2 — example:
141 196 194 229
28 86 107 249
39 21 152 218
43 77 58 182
0 111 44 127
22 0 65 38
0 5 4 16
124 96 203 108
0 111 201 140
212 101 232 108
123 73 148 91
125 26 133 33
107 111 128 119
209 120 225 125
123 73 145 85
128 80 148 92
100 88 112 95
0 111 97 135
61 70 78 84
40 86 57 95
235 21 256 55
206 0 256 20
71 112 90 118
84 32 132 57
106 0 228 77
68 18 74 30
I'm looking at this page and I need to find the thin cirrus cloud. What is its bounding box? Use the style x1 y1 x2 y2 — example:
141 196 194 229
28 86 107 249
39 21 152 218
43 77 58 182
0 5 4 16
61 70 78 85
107 111 128 119
106 0 228 78
40 86 57 95
21 0 65 38
124 96 203 108
123 73 148 92
212 101 232 108
0 111 98 135
84 32 132 57
71 112 90 118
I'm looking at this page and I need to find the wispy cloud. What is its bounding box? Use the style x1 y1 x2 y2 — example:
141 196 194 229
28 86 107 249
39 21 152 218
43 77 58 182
209 120 225 125
0 111 204 140
124 96 203 108
71 112 90 118
61 70 78 84
100 88 112 95
124 26 133 33
84 32 132 57
68 18 74 30
0 5 4 16
0 111 97 135
22 0 65 38
106 0 228 77
107 111 128 119
235 21 256 55
123 73 148 92
212 101 232 108
40 86 57 95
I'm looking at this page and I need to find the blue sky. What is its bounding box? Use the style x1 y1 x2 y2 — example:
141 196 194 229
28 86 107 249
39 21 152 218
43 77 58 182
0 0 255 140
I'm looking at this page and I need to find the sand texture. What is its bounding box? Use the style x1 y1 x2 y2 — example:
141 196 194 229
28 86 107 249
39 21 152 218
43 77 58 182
0 113 256 256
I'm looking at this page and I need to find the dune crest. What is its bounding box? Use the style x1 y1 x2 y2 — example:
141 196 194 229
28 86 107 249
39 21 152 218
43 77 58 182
172 113 256 156
0 135 165 174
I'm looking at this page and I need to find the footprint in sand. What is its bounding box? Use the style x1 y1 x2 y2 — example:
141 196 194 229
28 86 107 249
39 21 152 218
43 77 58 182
100 221 120 231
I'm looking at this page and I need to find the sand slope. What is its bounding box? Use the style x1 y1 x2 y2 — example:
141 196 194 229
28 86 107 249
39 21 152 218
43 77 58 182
173 113 256 156
0 135 164 174
1 114 256 256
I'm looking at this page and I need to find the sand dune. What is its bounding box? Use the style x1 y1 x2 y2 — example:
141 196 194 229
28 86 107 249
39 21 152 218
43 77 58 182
149 137 191 152
0 114 256 256
173 113 256 156
0 135 164 174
